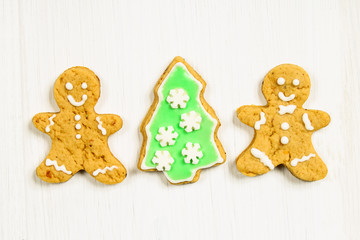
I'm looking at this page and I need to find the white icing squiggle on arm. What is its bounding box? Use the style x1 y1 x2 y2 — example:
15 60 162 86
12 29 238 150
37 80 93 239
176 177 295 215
302 113 314 130
278 105 297 115
93 166 118 176
45 114 56 132
291 153 316 166
251 148 274 170
96 117 107 135
254 112 266 130
45 159 72 174
278 92 295 102
67 95 87 107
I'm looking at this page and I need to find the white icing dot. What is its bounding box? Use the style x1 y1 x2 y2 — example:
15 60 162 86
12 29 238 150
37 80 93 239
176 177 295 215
81 82 88 89
281 122 290 130
293 79 300 86
281 136 289 145
75 115 81 121
65 82 73 90
277 77 285 85
75 123 81 130
76 134 81 139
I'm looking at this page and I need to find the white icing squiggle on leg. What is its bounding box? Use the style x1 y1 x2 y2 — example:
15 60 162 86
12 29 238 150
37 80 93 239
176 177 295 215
251 148 274 170
96 117 107 135
291 153 316 166
93 166 118 176
254 112 266 130
278 105 297 115
45 114 56 133
302 113 314 130
45 159 72 175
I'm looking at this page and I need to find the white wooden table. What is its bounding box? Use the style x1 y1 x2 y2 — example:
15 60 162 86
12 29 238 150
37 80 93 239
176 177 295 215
1 0 359 239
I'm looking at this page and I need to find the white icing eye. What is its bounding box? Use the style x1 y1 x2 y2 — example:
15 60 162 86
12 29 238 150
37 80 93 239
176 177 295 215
81 82 88 89
293 79 300 86
65 82 73 90
277 77 285 85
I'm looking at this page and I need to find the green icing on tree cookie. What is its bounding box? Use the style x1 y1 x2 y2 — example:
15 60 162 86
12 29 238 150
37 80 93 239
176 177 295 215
143 63 222 183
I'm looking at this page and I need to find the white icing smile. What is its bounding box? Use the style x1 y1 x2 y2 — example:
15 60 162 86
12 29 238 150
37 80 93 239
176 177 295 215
278 92 295 102
67 94 87 106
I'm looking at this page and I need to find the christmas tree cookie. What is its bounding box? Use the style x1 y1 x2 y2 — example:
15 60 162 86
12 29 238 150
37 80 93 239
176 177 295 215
236 64 330 181
138 57 226 184
33 67 127 184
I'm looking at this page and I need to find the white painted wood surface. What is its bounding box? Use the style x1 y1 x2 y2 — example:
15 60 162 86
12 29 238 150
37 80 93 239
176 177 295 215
1 0 359 239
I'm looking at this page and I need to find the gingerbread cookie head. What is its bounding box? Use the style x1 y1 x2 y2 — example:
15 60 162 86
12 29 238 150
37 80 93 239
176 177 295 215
54 66 101 110
262 64 311 107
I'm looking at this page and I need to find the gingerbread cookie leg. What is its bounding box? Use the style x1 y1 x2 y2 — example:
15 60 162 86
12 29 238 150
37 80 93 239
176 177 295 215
285 152 327 181
236 141 275 177
84 149 127 185
36 143 83 183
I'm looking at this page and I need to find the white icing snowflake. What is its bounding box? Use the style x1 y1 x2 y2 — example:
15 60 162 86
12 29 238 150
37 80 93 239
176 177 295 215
152 151 174 171
155 126 179 147
181 142 203 164
179 111 202 132
166 88 190 108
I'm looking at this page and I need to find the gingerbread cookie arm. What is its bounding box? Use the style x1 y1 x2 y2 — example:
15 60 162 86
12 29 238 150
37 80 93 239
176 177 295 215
302 110 330 131
237 105 263 127
32 112 58 134
95 114 123 136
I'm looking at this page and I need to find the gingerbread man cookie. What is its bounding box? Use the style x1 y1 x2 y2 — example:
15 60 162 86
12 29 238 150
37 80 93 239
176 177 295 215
236 64 330 181
33 67 126 184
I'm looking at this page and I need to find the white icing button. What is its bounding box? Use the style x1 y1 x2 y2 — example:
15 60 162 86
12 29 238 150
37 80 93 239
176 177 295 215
81 82 88 89
281 122 290 130
75 115 81 121
76 134 81 139
75 123 81 130
277 77 285 85
65 82 73 90
281 136 289 145
293 79 300 86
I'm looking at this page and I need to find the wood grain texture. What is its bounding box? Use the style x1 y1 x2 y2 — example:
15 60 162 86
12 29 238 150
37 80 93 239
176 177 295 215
0 0 359 239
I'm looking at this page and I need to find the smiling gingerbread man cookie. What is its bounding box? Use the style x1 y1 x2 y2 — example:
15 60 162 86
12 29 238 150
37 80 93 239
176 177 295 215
33 66 126 184
236 64 330 181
